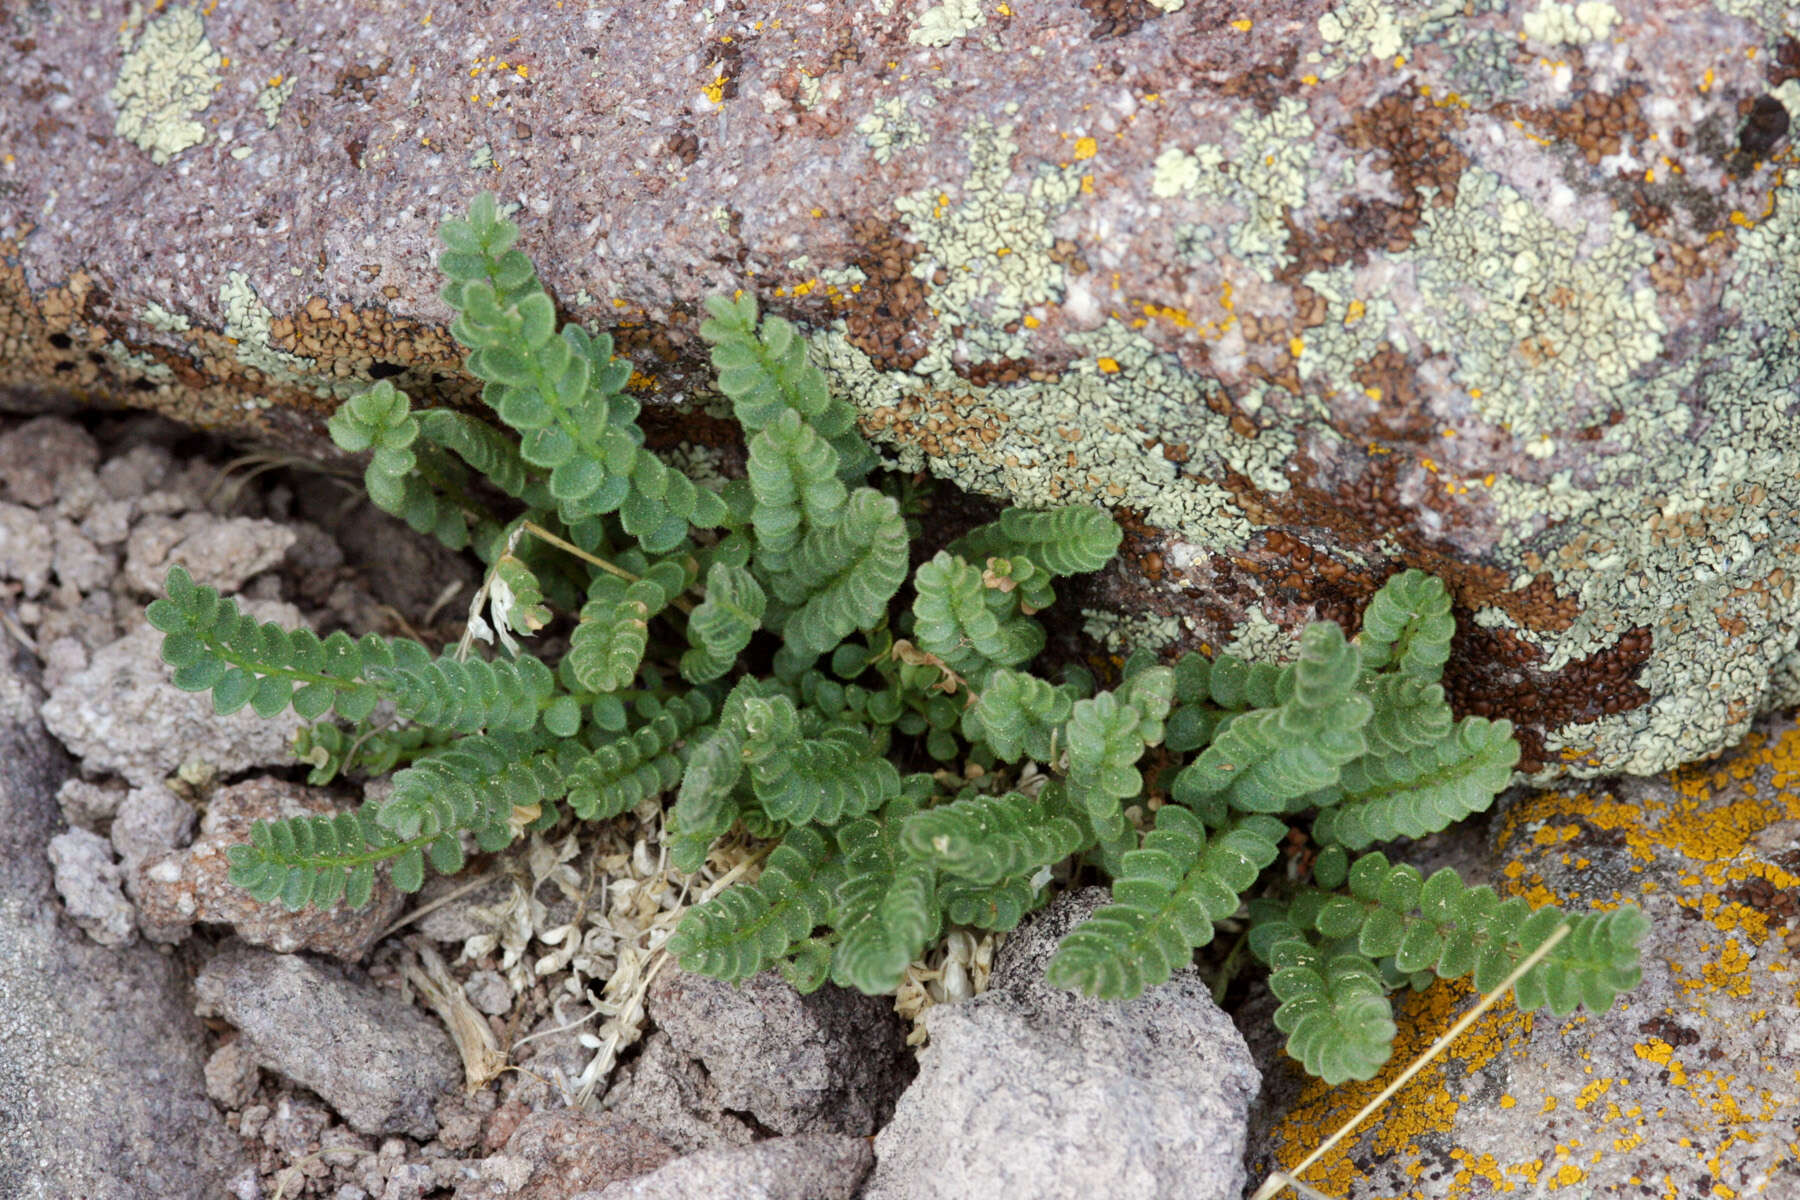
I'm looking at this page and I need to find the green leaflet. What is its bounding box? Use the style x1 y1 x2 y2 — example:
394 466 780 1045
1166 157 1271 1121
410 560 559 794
148 192 1643 1092
911 552 1045 685
964 668 1073 762
1045 810 1284 1000
1309 717 1520 849
1268 937 1398 1084
680 562 766 683
1064 668 1175 840
1358 568 1455 678
900 787 1084 885
772 488 909 660
666 826 840 983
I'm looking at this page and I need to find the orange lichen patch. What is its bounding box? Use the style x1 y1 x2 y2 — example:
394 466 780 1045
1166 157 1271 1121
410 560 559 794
1266 982 1535 1197
1262 719 1800 1197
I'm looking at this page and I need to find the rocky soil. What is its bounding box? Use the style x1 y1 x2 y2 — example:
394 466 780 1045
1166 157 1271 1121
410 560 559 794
5 408 1797 1199
0 411 1262 1199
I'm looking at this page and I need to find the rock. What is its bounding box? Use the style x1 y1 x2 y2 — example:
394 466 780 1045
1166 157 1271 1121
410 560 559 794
194 944 462 1138
864 887 1259 1200
0 416 100 508
40 598 309 787
56 775 126 829
587 1133 873 1200
1253 709 1800 1199
46 826 136 948
0 629 245 1196
463 969 513 1016
0 501 53 598
602 1032 761 1154
122 512 298 595
644 967 913 1137
454 1110 677 1200
7 1 1800 780
98 442 173 502
133 776 405 959
204 1039 263 1110
110 781 196 873
51 516 115 595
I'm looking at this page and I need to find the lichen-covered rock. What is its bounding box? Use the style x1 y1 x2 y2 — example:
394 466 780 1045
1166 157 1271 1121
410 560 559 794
1254 711 1800 1199
40 597 308 786
4 2 1799 779
193 944 462 1139
865 887 1259 1200
133 776 404 960
644 967 914 1138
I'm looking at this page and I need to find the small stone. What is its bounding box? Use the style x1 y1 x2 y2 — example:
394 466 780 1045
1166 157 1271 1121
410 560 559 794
204 1040 262 1109
80 497 136 547
864 888 1259 1200
123 513 297 595
41 598 308 787
98 442 173 500
0 416 100 508
46 827 137 947
111 781 195 873
586 1133 873 1200
645 966 913 1137
453 1110 676 1200
0 501 54 597
133 777 405 959
57 776 126 828
462 969 513 1016
194 945 462 1139
51 517 114 594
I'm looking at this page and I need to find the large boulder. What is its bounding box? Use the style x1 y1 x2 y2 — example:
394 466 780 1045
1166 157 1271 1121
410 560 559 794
3 2 1798 778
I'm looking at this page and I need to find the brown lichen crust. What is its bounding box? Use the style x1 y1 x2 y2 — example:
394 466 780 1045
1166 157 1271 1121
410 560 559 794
2 0 1797 779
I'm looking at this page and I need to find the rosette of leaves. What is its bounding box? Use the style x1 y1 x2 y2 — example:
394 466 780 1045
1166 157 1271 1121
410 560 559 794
147 193 1645 1087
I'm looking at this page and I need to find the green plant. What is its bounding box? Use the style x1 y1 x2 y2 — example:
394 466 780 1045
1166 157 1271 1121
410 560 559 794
145 192 1644 1083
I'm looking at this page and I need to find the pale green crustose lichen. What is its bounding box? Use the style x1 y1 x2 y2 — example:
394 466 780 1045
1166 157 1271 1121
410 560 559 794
1519 1 1622 45
110 3 223 166
858 98 930 166
219 273 362 402
909 0 985 47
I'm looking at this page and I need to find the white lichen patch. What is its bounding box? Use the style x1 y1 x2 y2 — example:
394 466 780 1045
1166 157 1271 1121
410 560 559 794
909 0 986 47
103 341 173 382
1224 605 1298 663
1520 0 1621 45
255 75 295 130
110 4 223 165
893 119 1082 366
858 97 930 166
1316 0 1405 75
